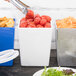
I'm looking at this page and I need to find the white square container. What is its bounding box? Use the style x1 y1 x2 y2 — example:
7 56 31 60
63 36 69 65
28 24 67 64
19 28 52 66
17 7 54 66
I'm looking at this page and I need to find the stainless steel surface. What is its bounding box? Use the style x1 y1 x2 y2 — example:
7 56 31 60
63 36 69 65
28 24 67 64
66 51 76 57
10 0 28 14
57 28 76 66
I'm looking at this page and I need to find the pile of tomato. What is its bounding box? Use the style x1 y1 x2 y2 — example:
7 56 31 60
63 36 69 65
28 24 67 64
20 9 51 28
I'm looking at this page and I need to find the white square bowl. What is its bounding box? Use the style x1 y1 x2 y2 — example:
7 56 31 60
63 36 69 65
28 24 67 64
18 28 52 66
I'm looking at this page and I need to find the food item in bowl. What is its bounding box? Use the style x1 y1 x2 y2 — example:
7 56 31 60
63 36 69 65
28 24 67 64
45 22 51 28
63 69 75 75
37 24 43 28
20 9 51 28
34 17 41 25
41 15 51 22
0 20 8 27
0 17 14 27
40 18 47 25
27 22 36 28
0 17 8 21
20 18 27 27
56 16 76 28
41 67 76 76
26 9 34 19
35 14 40 18
6 18 14 27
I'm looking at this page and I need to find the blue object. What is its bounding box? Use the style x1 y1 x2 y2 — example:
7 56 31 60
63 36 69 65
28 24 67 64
0 19 15 66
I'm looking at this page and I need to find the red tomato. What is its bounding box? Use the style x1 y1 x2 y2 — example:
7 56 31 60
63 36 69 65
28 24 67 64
27 19 33 22
20 17 26 21
41 15 51 22
20 18 27 27
27 25 36 28
26 9 34 19
20 18 26 24
34 17 41 24
20 9 52 28
26 19 34 25
40 18 47 25
27 22 36 28
20 21 27 27
37 24 43 28
45 22 51 28
35 14 40 18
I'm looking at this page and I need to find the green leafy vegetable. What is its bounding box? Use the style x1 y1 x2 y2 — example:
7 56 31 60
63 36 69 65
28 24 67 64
41 67 76 76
